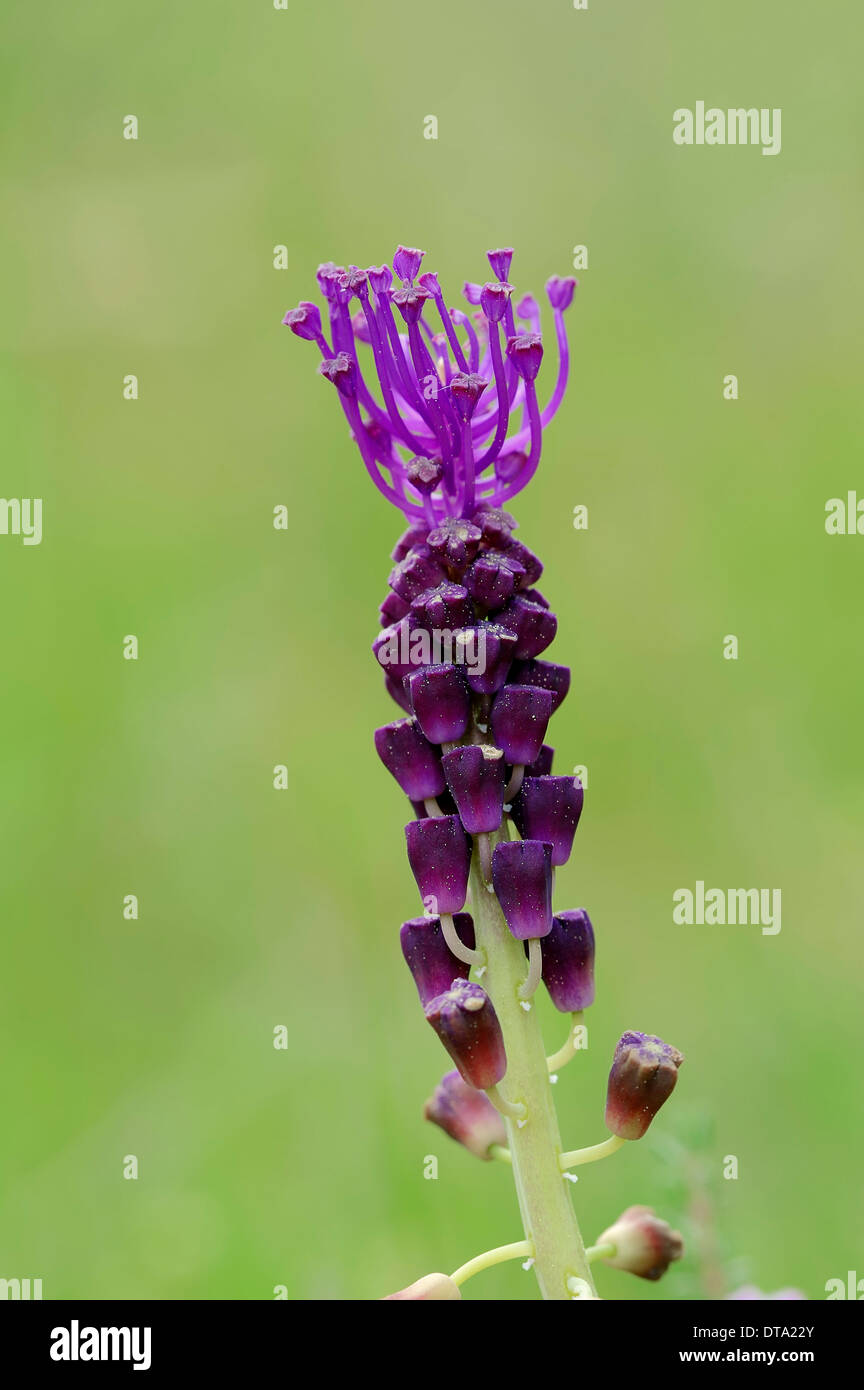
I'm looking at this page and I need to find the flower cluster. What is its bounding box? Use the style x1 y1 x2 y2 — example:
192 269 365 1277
284 245 685 1300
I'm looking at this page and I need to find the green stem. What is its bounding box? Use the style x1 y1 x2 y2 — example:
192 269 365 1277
469 847 598 1300
450 1239 533 1288
584 1241 616 1263
559 1134 627 1170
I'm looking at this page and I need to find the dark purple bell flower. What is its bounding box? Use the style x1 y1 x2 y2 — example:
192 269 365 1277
379 591 410 626
424 1069 507 1159
372 621 414 681
512 775 583 866
471 506 518 548
606 1032 684 1140
384 670 412 713
392 524 428 562
392 284 431 324
410 581 475 631
525 743 555 777
522 587 549 608
491 839 554 940
463 549 525 612
400 914 475 1006
424 980 506 1090
389 545 447 602
496 595 558 659
464 622 517 694
490 684 554 765
426 517 482 571
510 658 570 712
503 539 543 588
442 744 506 833
542 909 595 1012
404 814 472 914
374 718 446 801
407 663 471 743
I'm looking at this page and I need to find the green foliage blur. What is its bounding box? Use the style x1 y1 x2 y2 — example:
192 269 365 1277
1 0 861 1300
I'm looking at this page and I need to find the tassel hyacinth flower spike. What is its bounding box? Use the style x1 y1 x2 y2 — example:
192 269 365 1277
284 244 684 1301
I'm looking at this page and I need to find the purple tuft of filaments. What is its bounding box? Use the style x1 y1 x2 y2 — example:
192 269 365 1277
283 246 577 524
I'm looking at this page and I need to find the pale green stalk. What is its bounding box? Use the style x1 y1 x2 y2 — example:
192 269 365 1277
470 844 597 1301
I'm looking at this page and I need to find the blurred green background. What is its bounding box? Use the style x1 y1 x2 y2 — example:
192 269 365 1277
1 0 861 1300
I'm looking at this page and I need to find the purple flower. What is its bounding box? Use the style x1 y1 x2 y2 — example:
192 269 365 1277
374 718 445 801
606 1032 684 1140
442 744 506 834
400 915 475 1006
490 685 554 765
404 815 472 914
424 980 507 1090
424 1069 507 1159
511 775 584 866
595 1206 684 1281
283 243 577 525
491 839 554 940
541 909 595 1012
407 664 471 744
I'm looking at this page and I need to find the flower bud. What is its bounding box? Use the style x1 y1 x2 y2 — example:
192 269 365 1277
424 1069 507 1159
406 456 444 495
374 718 446 801
479 281 512 323
487 247 514 281
525 743 555 777
404 815 472 914
503 539 543 587
490 684 554 765
605 1032 684 1140
511 775 583 866
400 915 475 1005
407 664 471 743
389 545 447 601
379 591 410 627
383 1272 462 1301
318 352 357 398
393 245 425 283
541 909 595 1012
282 301 323 341
391 523 429 562
491 839 554 940
506 332 544 382
471 505 517 548
392 284 431 324
545 275 577 311
442 744 506 833
456 624 516 694
411 581 475 631
463 549 525 611
367 263 393 296
497 595 558 659
450 372 488 421
510 658 570 711
426 517 482 571
596 1205 684 1281
424 980 506 1090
